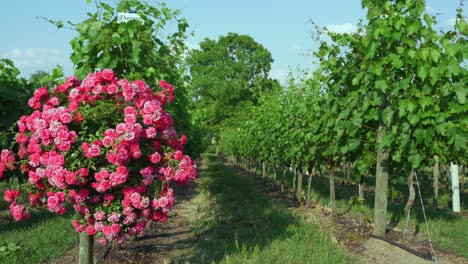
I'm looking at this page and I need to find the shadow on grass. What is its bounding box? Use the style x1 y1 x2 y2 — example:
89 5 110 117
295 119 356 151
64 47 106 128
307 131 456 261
257 164 465 228
0 206 74 236
189 155 299 263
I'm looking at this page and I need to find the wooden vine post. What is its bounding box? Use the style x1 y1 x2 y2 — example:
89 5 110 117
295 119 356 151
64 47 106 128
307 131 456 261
79 233 94 264
296 168 303 202
329 168 336 216
433 155 439 207
373 120 390 237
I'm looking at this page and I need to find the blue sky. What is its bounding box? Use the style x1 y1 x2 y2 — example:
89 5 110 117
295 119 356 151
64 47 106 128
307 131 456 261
0 0 464 82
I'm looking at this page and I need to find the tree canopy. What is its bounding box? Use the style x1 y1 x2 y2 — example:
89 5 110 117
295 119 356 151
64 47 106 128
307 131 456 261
188 33 278 142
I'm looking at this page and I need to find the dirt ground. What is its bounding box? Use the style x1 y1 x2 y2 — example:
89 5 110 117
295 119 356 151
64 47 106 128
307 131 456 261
45 184 196 264
45 163 467 264
244 170 467 264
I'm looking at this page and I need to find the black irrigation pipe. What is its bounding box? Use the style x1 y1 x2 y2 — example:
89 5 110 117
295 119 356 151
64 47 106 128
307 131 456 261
370 234 434 261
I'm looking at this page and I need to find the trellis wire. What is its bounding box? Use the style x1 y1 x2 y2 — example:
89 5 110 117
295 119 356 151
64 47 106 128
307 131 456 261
414 170 438 264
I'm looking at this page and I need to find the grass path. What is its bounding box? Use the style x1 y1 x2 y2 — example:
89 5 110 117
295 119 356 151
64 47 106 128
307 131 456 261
45 154 354 264
169 154 354 263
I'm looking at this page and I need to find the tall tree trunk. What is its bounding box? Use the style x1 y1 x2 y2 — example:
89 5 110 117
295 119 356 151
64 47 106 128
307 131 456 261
446 164 450 187
359 175 365 226
262 161 266 178
341 163 348 182
433 155 439 207
215 143 220 156
346 163 352 181
306 167 314 208
281 168 286 192
292 167 297 197
254 161 259 177
404 169 416 216
273 164 277 181
79 233 94 264
373 121 390 237
329 168 336 216
297 168 304 202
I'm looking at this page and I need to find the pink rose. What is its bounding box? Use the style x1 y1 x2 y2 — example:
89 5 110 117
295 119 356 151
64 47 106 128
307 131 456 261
4 189 21 203
94 211 106 221
107 84 118 94
149 152 161 164
10 203 30 221
85 225 97 235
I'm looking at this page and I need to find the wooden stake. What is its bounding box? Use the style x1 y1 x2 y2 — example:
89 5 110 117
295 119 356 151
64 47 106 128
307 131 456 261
79 233 94 264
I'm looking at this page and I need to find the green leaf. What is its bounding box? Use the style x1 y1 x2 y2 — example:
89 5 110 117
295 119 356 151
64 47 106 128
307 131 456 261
417 64 428 81
375 79 388 91
407 100 417 113
453 82 466 104
389 54 403 69
448 60 460 76
445 45 456 58
408 153 423 168
352 76 360 85
373 64 384 77
430 49 441 63
381 132 394 147
407 22 420 35
420 48 429 61
53 20 64 29
453 134 467 151
382 107 394 125
408 114 420 125
423 13 432 26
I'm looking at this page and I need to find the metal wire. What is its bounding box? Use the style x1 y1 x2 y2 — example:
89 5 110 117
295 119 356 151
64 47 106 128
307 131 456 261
414 170 438 264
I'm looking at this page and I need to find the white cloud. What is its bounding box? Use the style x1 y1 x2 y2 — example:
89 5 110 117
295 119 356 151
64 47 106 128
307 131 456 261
2 48 72 76
325 23 357 34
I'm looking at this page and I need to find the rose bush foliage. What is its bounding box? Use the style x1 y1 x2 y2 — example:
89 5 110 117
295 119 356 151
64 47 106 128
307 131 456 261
0 69 196 244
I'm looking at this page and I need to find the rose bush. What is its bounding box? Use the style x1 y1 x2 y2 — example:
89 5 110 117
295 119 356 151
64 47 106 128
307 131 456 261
0 69 196 244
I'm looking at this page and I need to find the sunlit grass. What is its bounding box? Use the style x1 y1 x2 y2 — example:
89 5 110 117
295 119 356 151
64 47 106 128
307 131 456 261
0 183 77 264
183 155 354 263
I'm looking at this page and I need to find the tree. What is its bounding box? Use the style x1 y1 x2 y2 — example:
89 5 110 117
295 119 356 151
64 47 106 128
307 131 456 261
0 59 34 148
188 33 276 148
28 67 64 89
48 0 201 157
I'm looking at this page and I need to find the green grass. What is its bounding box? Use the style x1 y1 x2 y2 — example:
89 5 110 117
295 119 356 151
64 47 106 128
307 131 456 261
244 161 468 258
0 183 77 264
429 216 468 257
182 155 354 264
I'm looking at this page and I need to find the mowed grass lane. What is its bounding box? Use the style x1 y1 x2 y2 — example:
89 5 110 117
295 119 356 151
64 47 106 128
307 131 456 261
183 155 354 264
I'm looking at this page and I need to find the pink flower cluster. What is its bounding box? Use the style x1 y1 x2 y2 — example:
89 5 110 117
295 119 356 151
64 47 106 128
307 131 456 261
1 69 196 244
4 189 30 221
0 149 16 179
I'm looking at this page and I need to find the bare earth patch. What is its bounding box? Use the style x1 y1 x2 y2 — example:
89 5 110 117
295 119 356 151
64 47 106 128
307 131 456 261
44 183 197 264
246 169 467 264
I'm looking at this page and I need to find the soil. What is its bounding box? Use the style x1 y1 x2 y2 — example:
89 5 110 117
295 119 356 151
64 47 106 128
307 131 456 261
248 171 467 264
44 183 197 264
45 162 467 264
